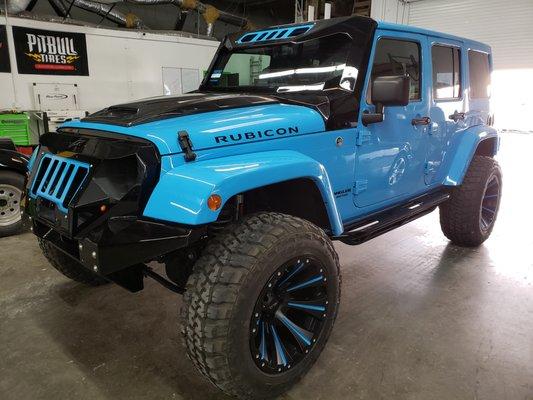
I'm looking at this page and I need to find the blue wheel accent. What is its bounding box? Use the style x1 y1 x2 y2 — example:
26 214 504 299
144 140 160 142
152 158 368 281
270 324 288 366
480 174 500 231
286 275 324 292
259 321 268 361
275 310 313 346
249 256 328 374
287 301 326 312
277 260 305 287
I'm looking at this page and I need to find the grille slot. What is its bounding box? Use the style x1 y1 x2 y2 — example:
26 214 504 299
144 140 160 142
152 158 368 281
31 154 90 212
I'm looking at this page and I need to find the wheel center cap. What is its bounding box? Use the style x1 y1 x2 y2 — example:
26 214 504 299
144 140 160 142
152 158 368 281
263 292 280 313
0 199 7 208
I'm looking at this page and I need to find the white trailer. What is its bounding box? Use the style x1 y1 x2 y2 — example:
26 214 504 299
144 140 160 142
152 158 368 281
0 15 219 113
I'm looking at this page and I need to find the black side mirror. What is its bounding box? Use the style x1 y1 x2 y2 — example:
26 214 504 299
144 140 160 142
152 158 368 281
362 75 410 126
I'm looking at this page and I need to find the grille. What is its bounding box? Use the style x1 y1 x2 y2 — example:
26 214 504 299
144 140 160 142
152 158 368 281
31 154 90 212
236 24 313 44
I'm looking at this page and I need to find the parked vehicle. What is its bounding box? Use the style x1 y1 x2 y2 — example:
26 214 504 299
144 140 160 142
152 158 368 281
24 16 501 399
0 138 28 237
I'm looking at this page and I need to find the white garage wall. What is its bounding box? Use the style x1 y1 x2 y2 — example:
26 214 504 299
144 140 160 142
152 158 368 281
371 0 533 131
0 16 219 113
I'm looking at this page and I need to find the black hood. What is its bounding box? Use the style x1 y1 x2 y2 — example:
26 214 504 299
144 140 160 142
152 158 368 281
83 93 280 127
82 91 341 129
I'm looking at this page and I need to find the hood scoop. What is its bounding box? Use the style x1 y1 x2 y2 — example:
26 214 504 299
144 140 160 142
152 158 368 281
83 93 279 127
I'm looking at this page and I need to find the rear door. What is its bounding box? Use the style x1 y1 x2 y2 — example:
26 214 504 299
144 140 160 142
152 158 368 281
354 31 430 208
425 38 465 185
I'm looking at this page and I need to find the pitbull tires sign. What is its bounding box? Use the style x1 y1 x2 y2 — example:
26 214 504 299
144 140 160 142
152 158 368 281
13 26 89 76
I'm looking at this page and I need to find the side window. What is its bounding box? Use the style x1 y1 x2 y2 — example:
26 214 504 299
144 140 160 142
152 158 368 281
368 38 421 102
468 50 490 98
432 45 461 100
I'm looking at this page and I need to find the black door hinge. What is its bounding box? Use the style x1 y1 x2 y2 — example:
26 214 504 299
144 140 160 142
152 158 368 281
178 130 197 162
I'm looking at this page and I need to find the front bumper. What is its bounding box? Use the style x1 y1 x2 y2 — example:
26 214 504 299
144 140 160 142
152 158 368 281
25 129 208 291
30 213 206 276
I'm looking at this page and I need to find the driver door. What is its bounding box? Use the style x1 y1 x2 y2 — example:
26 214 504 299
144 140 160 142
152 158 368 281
354 32 430 209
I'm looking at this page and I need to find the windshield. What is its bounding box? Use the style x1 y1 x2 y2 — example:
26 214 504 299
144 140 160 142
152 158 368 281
205 33 357 93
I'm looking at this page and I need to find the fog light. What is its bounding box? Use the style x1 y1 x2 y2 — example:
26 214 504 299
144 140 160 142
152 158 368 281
207 194 222 211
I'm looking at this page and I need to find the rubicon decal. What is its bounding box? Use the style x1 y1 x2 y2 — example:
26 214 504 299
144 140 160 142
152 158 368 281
13 27 89 76
215 126 300 144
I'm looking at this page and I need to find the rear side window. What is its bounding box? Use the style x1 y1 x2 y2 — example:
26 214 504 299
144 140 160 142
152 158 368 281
468 50 490 98
432 45 461 99
368 38 421 102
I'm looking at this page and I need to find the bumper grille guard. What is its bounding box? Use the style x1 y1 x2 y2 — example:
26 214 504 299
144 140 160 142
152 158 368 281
31 154 90 212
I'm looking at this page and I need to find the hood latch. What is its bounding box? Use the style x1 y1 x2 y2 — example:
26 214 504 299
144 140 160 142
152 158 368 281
178 131 197 162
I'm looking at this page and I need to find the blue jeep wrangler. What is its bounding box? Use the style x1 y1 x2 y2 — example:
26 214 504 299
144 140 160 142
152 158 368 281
25 16 501 399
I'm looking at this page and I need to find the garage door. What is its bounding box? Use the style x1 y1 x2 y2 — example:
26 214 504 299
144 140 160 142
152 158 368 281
406 0 533 131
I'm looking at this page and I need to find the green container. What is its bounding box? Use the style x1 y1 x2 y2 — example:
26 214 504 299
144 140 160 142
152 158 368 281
0 112 31 146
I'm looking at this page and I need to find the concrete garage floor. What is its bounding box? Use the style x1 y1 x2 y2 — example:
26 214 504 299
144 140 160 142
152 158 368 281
1 132 532 400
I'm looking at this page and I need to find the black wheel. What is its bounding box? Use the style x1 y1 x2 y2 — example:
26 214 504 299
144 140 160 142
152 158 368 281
439 155 502 247
181 212 341 399
38 238 108 286
0 170 24 237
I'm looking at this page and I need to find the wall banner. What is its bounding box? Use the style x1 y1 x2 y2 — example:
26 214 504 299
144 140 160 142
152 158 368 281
13 26 89 76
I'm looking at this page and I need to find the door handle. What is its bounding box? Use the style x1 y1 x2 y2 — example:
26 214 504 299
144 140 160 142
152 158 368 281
411 116 431 126
448 111 465 122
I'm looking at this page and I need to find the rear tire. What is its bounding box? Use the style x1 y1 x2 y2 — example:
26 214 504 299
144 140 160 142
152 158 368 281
439 155 502 247
38 238 108 286
181 212 341 399
0 170 24 237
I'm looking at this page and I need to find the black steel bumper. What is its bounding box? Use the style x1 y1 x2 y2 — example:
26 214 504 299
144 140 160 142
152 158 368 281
30 212 206 277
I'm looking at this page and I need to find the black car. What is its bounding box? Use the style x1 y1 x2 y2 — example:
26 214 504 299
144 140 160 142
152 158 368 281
0 138 28 237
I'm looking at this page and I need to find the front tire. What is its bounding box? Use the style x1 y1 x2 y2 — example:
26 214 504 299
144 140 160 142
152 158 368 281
439 155 502 247
181 212 341 399
38 238 108 286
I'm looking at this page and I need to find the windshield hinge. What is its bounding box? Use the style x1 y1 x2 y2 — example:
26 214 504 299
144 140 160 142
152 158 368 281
356 129 372 146
178 130 197 162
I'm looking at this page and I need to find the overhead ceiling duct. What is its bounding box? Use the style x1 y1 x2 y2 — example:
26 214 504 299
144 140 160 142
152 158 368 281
0 0 33 13
122 0 249 35
47 0 145 28
2 0 248 35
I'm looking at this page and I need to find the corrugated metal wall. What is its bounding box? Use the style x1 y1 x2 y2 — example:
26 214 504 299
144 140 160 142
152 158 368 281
406 0 533 69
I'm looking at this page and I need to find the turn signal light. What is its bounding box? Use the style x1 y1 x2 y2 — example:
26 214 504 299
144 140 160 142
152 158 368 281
207 194 222 211
99 204 108 213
